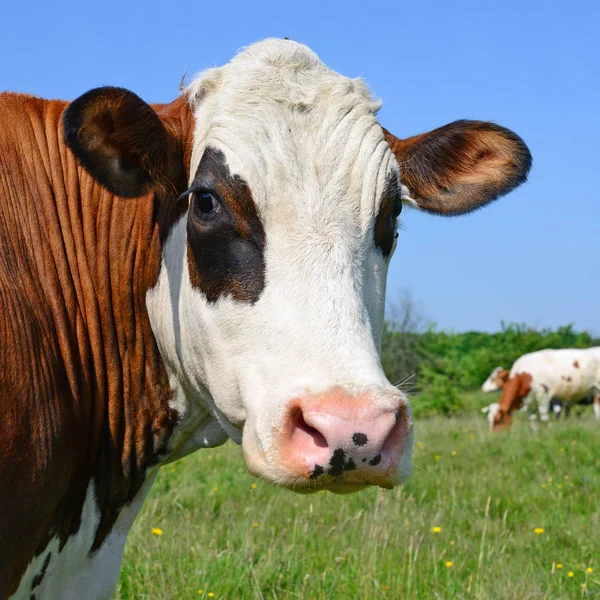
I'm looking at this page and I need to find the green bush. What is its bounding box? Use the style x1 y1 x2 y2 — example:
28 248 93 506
381 321 597 417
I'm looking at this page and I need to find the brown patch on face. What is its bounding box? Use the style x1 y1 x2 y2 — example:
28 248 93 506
382 120 531 215
186 147 266 303
493 372 533 431
374 175 401 256
494 369 510 388
573 360 580 369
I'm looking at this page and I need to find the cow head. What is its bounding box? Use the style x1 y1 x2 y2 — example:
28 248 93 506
492 372 533 431
63 39 531 491
481 367 510 392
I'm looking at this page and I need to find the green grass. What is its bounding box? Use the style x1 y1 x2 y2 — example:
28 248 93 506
114 414 600 599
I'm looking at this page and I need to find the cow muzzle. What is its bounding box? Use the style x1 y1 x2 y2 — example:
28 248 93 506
246 387 413 491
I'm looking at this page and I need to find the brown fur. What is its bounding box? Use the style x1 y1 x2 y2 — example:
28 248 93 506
382 121 531 215
492 372 533 431
0 91 192 595
494 369 510 388
573 360 580 369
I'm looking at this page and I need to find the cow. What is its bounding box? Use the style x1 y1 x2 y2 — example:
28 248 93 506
0 39 531 598
491 348 600 431
481 363 600 425
481 366 510 392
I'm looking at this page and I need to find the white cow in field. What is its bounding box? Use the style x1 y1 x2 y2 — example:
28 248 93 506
489 348 600 431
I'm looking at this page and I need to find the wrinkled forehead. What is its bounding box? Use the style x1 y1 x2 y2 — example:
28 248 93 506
186 40 398 223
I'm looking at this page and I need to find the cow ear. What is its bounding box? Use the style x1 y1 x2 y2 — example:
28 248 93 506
383 120 532 215
63 86 178 198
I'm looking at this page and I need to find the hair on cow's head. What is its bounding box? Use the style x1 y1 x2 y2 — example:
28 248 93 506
63 86 183 198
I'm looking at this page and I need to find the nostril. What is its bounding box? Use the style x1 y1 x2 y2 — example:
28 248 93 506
380 407 408 460
292 409 328 449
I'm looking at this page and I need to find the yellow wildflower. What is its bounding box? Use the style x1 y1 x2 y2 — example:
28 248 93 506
212 487 219 492
208 594 214 598
445 561 453 568
151 528 163 536
252 522 259 528
250 483 257 489
432 526 442 533
451 450 457 456
197 591 203 595
533 528 544 535
450 540 455 545
564 475 569 480
556 563 563 569
568 571 574 577
434 455 441 460
587 567 593 573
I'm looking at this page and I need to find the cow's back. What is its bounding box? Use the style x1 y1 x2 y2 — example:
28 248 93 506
511 348 600 400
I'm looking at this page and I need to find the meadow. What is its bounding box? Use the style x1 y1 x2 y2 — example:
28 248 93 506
115 409 600 599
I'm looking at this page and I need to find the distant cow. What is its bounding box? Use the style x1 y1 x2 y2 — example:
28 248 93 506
491 348 600 431
481 367 510 392
0 39 532 598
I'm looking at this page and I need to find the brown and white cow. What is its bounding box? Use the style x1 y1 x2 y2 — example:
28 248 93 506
0 39 531 598
490 348 600 431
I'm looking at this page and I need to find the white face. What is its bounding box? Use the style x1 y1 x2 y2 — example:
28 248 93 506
147 40 412 491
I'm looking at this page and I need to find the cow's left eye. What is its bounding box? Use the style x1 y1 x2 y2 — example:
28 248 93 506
392 196 403 219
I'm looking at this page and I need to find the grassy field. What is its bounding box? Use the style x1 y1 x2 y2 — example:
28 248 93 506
114 411 600 599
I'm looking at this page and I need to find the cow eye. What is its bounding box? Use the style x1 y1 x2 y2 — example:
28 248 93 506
193 191 221 217
392 195 403 219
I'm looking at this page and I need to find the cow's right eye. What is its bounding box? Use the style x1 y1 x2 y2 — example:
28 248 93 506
193 191 221 217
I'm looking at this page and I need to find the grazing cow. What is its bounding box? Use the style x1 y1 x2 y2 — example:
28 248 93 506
481 364 599 425
491 348 600 431
482 391 600 430
0 39 531 598
481 367 510 392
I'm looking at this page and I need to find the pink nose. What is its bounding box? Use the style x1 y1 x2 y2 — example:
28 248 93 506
279 388 409 483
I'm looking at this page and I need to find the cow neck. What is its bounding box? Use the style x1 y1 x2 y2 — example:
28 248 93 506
0 92 193 593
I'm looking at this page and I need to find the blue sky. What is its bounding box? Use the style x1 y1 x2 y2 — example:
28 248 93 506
2 1 598 333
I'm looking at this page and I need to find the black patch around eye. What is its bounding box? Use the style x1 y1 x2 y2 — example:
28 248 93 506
186 147 266 304
374 175 400 257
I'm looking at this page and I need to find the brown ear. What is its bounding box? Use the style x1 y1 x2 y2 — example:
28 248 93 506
63 86 181 198
383 120 532 215
498 369 510 384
